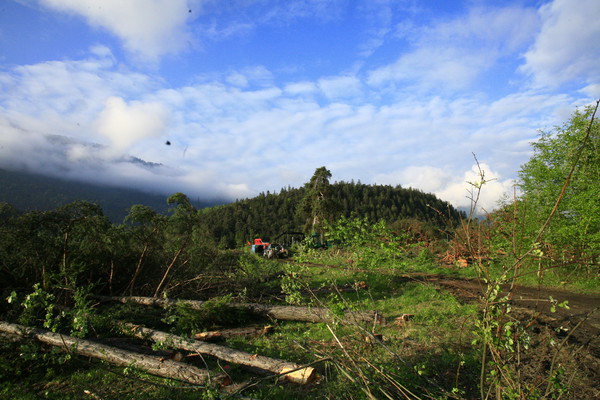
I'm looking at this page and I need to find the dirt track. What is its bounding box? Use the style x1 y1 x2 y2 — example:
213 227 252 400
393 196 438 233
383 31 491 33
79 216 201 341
419 273 600 398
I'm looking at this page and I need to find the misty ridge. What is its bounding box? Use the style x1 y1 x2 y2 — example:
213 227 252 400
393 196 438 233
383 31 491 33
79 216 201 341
0 168 224 223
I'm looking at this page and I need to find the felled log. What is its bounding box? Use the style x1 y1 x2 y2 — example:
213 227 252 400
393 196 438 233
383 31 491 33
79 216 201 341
120 322 316 384
95 295 384 325
0 321 223 386
194 325 274 341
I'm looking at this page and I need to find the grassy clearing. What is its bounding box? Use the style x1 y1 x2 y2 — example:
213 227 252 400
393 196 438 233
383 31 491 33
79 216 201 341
229 258 482 399
0 255 480 399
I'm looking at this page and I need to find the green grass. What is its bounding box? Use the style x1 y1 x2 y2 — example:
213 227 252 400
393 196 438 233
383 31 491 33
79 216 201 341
215 261 481 399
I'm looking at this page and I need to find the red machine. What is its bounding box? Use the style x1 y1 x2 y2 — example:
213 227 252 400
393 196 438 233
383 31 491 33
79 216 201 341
249 238 269 254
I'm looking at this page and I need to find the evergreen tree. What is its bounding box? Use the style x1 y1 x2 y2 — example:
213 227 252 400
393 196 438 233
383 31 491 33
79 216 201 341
298 167 339 241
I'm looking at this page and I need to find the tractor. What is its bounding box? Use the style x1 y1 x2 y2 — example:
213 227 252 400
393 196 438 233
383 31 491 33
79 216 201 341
249 238 288 258
249 238 269 255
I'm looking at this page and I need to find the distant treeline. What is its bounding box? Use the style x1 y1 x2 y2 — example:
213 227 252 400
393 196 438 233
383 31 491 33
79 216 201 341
200 181 465 248
1 167 464 249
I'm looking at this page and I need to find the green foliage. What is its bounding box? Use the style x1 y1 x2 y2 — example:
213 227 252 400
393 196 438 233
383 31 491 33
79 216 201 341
163 295 249 336
325 215 405 269
8 284 105 338
517 103 599 273
326 214 383 247
298 166 338 241
69 285 101 338
195 176 463 249
17 284 64 331
280 264 312 305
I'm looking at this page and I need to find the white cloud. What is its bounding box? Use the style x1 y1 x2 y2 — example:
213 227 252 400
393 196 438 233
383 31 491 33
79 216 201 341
521 0 600 88
95 96 169 152
194 0 345 43
580 84 600 98
375 166 453 194
284 81 318 96
368 5 538 91
355 0 393 58
368 47 483 91
375 163 515 214
435 163 515 214
225 66 274 88
38 0 198 61
318 75 363 99
0 50 160 152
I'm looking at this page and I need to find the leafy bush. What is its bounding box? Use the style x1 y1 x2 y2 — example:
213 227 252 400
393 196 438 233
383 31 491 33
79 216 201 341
163 295 250 335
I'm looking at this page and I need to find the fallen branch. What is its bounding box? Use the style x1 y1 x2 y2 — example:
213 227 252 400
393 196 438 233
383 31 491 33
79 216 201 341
194 325 274 341
0 321 224 386
119 321 316 384
95 295 384 325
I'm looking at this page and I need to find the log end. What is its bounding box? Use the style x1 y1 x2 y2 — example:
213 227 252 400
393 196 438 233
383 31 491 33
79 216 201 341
279 366 317 385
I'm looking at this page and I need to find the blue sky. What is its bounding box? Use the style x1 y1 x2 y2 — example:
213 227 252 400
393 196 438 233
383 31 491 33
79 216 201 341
0 0 598 211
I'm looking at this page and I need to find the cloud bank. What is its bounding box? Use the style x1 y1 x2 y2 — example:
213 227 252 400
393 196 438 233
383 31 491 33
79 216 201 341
95 96 169 152
1 0 598 213
521 0 600 88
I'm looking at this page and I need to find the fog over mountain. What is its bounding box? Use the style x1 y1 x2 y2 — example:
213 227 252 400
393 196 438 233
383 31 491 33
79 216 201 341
0 167 225 223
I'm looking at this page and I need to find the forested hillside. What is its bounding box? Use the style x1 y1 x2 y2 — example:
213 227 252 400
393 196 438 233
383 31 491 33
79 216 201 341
200 181 464 248
1 167 463 248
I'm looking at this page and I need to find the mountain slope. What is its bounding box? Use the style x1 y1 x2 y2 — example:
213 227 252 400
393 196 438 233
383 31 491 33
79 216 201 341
0 168 223 223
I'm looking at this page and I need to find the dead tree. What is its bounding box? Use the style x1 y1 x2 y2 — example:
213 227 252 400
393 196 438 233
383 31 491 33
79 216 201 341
0 321 224 386
120 322 316 384
95 295 384 325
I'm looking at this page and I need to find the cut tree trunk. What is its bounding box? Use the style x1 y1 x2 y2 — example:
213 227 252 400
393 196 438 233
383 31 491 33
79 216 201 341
95 295 384 325
0 321 224 386
119 322 316 384
194 325 274 341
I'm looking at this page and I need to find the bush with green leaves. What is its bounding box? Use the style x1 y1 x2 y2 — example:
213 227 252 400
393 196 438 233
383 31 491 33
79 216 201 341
325 214 405 268
162 295 250 336
517 103 599 276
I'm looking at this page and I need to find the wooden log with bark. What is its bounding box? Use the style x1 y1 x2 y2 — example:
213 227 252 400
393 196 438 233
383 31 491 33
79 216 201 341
95 295 384 325
0 321 224 386
194 325 274 341
119 322 316 384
